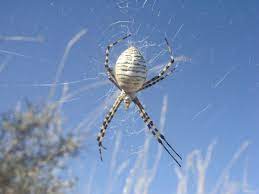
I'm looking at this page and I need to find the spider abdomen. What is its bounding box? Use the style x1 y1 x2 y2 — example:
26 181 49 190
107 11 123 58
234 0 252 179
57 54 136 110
115 47 147 93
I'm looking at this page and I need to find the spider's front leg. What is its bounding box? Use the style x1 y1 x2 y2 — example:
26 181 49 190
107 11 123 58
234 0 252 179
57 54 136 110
133 97 182 167
97 92 125 160
138 38 175 92
104 34 131 90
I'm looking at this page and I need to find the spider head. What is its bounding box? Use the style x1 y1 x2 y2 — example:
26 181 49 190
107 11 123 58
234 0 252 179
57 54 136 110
124 95 132 110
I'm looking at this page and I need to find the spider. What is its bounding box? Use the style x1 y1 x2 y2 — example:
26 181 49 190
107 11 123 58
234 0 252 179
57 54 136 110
97 34 182 167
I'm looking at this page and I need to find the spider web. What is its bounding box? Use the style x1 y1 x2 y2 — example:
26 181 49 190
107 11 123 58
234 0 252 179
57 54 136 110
94 1 190 147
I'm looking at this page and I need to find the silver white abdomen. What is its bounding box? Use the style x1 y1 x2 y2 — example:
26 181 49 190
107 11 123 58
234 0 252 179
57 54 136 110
115 46 147 93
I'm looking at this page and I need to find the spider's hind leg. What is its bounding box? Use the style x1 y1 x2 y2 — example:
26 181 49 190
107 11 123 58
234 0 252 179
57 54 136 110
97 93 125 160
133 97 182 167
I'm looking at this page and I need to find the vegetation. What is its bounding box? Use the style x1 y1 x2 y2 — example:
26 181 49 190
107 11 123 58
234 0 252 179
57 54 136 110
0 102 79 194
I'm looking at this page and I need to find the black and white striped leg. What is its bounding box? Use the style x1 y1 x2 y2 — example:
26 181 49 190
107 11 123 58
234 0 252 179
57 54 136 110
107 75 121 90
105 34 131 88
138 66 176 91
97 93 125 160
139 38 175 91
133 97 182 167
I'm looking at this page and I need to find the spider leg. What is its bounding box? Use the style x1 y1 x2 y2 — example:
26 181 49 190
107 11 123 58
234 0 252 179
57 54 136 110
138 38 175 91
97 92 125 161
107 75 121 90
105 34 131 89
133 97 182 167
138 66 176 91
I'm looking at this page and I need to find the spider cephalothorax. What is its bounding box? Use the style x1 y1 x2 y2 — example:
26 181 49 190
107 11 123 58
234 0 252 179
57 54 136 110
123 95 133 109
97 34 182 167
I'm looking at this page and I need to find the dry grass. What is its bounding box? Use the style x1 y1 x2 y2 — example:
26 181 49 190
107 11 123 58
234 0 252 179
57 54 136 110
81 94 257 194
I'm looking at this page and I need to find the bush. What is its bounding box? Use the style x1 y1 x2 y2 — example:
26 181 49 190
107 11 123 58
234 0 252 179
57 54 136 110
0 102 79 194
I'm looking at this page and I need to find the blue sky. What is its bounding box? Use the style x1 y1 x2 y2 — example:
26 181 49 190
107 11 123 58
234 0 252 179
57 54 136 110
0 0 258 193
